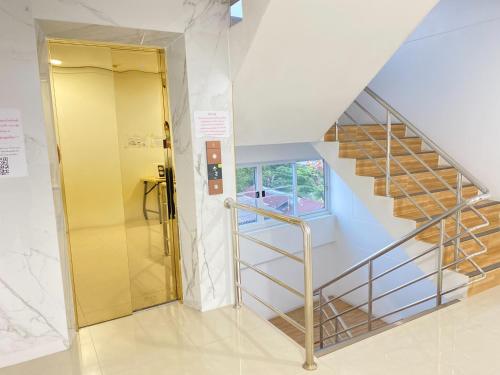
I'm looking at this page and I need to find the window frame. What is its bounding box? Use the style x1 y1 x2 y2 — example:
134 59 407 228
236 158 331 229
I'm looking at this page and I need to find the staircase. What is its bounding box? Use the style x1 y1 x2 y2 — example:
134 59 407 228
225 89 500 369
310 87 500 352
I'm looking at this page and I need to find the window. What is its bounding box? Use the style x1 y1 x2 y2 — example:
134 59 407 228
236 159 329 226
236 166 258 225
230 0 243 25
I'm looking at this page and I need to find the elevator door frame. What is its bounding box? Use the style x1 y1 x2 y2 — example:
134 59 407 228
46 39 183 329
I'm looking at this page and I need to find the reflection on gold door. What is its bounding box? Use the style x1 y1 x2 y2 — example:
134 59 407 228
48 40 181 327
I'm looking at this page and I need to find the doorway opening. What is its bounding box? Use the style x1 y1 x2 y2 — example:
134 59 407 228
47 39 182 328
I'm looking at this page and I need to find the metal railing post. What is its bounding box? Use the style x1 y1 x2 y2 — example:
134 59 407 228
385 110 392 197
228 203 242 308
436 220 445 306
367 260 373 331
334 317 339 343
454 173 463 269
302 224 317 371
319 290 324 349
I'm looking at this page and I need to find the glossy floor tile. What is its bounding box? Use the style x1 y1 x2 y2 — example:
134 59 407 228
3 286 500 374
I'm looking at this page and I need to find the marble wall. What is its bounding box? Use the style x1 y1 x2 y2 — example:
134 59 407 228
0 1 71 368
0 0 235 368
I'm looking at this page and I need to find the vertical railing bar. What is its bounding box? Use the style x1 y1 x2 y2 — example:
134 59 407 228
229 207 242 309
230 206 242 308
319 289 324 349
302 223 317 371
454 173 463 270
436 220 445 306
385 110 392 197
367 260 373 331
339 114 432 221
354 98 459 195
364 87 489 195
334 317 339 343
292 162 298 216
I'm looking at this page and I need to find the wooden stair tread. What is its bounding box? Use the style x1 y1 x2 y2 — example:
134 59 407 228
356 151 439 177
339 135 420 144
393 185 479 220
339 137 423 159
446 227 500 273
416 202 500 243
392 183 475 199
338 124 406 142
399 199 498 222
379 165 456 178
323 119 500 296
418 220 499 244
468 267 500 296
356 150 436 161
269 297 386 348
415 200 500 223
374 167 459 197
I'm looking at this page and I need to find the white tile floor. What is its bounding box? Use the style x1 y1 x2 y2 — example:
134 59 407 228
2 286 500 375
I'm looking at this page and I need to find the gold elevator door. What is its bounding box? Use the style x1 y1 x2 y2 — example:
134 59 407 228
49 41 180 327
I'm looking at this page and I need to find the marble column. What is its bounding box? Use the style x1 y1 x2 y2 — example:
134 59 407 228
0 1 71 368
168 1 236 311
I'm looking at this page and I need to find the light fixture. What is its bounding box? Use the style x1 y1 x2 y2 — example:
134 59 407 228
50 59 62 65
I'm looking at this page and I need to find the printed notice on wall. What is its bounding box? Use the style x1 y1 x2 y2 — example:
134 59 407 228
0 109 28 178
194 111 230 138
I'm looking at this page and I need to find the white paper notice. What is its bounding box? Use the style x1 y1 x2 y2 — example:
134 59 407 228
194 111 230 138
0 109 28 178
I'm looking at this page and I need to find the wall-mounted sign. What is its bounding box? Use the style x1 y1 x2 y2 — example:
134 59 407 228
0 109 28 178
195 111 230 138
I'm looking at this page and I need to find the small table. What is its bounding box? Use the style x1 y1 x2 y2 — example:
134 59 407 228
142 177 166 223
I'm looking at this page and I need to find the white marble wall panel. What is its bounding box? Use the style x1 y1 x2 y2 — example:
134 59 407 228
166 35 202 309
0 0 235 367
183 1 235 311
0 1 70 368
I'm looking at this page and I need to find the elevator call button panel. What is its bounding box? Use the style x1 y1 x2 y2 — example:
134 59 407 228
206 141 223 195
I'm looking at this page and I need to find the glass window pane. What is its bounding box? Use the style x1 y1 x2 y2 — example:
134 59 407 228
231 0 243 25
296 160 325 215
236 166 257 225
261 163 294 216
231 0 243 18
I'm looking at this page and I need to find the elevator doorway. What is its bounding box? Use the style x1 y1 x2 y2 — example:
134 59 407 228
48 40 182 328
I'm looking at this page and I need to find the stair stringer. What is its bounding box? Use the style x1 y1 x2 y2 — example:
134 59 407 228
314 141 469 322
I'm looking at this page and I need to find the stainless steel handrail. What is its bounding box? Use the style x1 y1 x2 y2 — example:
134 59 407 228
364 87 489 194
315 87 491 351
341 108 489 243
314 184 487 294
224 198 317 371
359 88 490 257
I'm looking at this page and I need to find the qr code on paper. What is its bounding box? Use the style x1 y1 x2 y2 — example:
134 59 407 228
0 157 9 176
